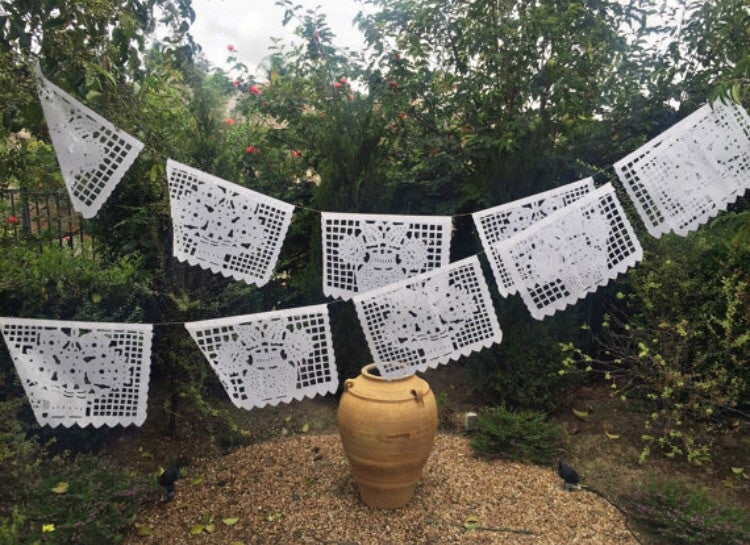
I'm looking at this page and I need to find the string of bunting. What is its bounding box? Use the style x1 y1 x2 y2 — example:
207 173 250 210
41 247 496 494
1 64 748 428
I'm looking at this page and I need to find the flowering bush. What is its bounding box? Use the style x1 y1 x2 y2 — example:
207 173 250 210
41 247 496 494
626 479 750 545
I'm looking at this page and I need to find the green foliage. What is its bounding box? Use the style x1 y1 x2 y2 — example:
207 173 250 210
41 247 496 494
3 454 156 545
626 479 750 545
470 406 562 464
467 299 584 411
561 212 750 464
0 398 46 505
0 244 151 323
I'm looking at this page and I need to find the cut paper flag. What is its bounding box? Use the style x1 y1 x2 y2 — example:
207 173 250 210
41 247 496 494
614 101 750 238
472 178 595 296
321 212 452 299
493 183 643 320
34 64 144 218
0 318 152 428
166 160 295 286
185 305 338 409
352 256 502 379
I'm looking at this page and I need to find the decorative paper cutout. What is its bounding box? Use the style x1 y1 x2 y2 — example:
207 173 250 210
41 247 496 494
493 184 643 320
614 101 750 238
352 256 502 379
472 178 595 296
166 160 295 286
321 212 452 300
185 305 337 409
34 65 144 218
0 318 152 428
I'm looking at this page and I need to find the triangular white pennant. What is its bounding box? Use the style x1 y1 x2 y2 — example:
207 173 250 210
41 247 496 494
34 65 144 218
185 305 338 409
321 212 452 300
352 256 502 379
0 318 152 428
493 184 643 320
166 160 295 287
472 178 595 296
614 101 750 238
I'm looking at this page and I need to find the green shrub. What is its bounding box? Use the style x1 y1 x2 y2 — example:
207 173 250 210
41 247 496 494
561 211 750 464
7 454 156 545
470 406 562 464
0 398 45 505
626 479 750 545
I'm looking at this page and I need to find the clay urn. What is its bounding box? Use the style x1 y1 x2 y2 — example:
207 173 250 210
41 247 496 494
337 364 437 508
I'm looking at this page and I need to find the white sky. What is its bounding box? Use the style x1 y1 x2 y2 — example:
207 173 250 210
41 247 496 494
190 0 370 75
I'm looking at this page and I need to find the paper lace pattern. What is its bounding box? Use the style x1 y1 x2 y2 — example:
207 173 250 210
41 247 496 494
321 212 452 299
167 160 295 286
34 66 144 218
493 184 643 320
472 178 595 296
614 101 750 238
352 256 502 379
0 318 152 428
185 305 337 409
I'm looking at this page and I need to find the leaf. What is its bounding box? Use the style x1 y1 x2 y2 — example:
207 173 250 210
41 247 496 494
191 476 204 486
605 431 621 440
731 467 744 475
42 524 55 533
51 482 69 494
230 542 246 545
284 415 292 423
189 524 204 535
301 423 310 433
572 409 589 421
134 523 152 536
204 523 215 533
222 517 239 526
463 515 479 531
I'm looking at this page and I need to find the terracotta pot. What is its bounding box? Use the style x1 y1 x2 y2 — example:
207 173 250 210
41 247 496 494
337 364 437 508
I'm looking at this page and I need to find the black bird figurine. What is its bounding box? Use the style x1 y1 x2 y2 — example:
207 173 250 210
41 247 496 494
157 461 183 502
557 461 581 491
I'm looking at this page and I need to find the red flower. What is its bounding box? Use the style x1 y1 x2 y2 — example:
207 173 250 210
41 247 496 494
232 80 240 87
225 118 235 125
7 216 18 225
332 82 342 89
249 84 262 95
339 77 348 85
246 146 259 154
388 80 398 89
292 150 301 158
227 44 236 51
399 112 408 120
63 235 70 242
348 93 355 102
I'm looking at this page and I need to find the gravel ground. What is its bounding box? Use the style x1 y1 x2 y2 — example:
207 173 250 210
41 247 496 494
126 433 638 545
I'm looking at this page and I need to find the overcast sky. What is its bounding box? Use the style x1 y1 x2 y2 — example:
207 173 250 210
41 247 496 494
190 0 370 75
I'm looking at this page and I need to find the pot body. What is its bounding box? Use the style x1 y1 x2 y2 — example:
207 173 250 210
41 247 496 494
337 364 437 508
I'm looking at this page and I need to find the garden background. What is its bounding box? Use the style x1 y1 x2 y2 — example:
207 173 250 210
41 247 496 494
0 0 748 543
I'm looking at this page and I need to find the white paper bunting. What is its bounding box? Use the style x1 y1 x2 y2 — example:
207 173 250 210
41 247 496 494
493 183 643 320
34 65 144 218
321 212 452 300
166 160 295 286
472 178 595 296
614 101 750 238
185 305 338 409
352 256 502 379
0 318 152 428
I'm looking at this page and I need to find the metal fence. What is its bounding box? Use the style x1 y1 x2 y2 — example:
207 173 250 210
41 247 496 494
1 188 92 252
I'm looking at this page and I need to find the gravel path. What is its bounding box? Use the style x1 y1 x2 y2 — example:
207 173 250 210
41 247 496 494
126 433 637 545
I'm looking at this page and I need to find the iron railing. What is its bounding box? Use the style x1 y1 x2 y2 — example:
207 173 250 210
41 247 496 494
1 188 92 252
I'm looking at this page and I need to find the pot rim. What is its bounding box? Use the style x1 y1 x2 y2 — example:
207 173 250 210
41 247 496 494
361 363 414 381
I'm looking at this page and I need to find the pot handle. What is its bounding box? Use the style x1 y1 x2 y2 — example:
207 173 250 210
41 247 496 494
411 389 425 405
344 379 355 390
